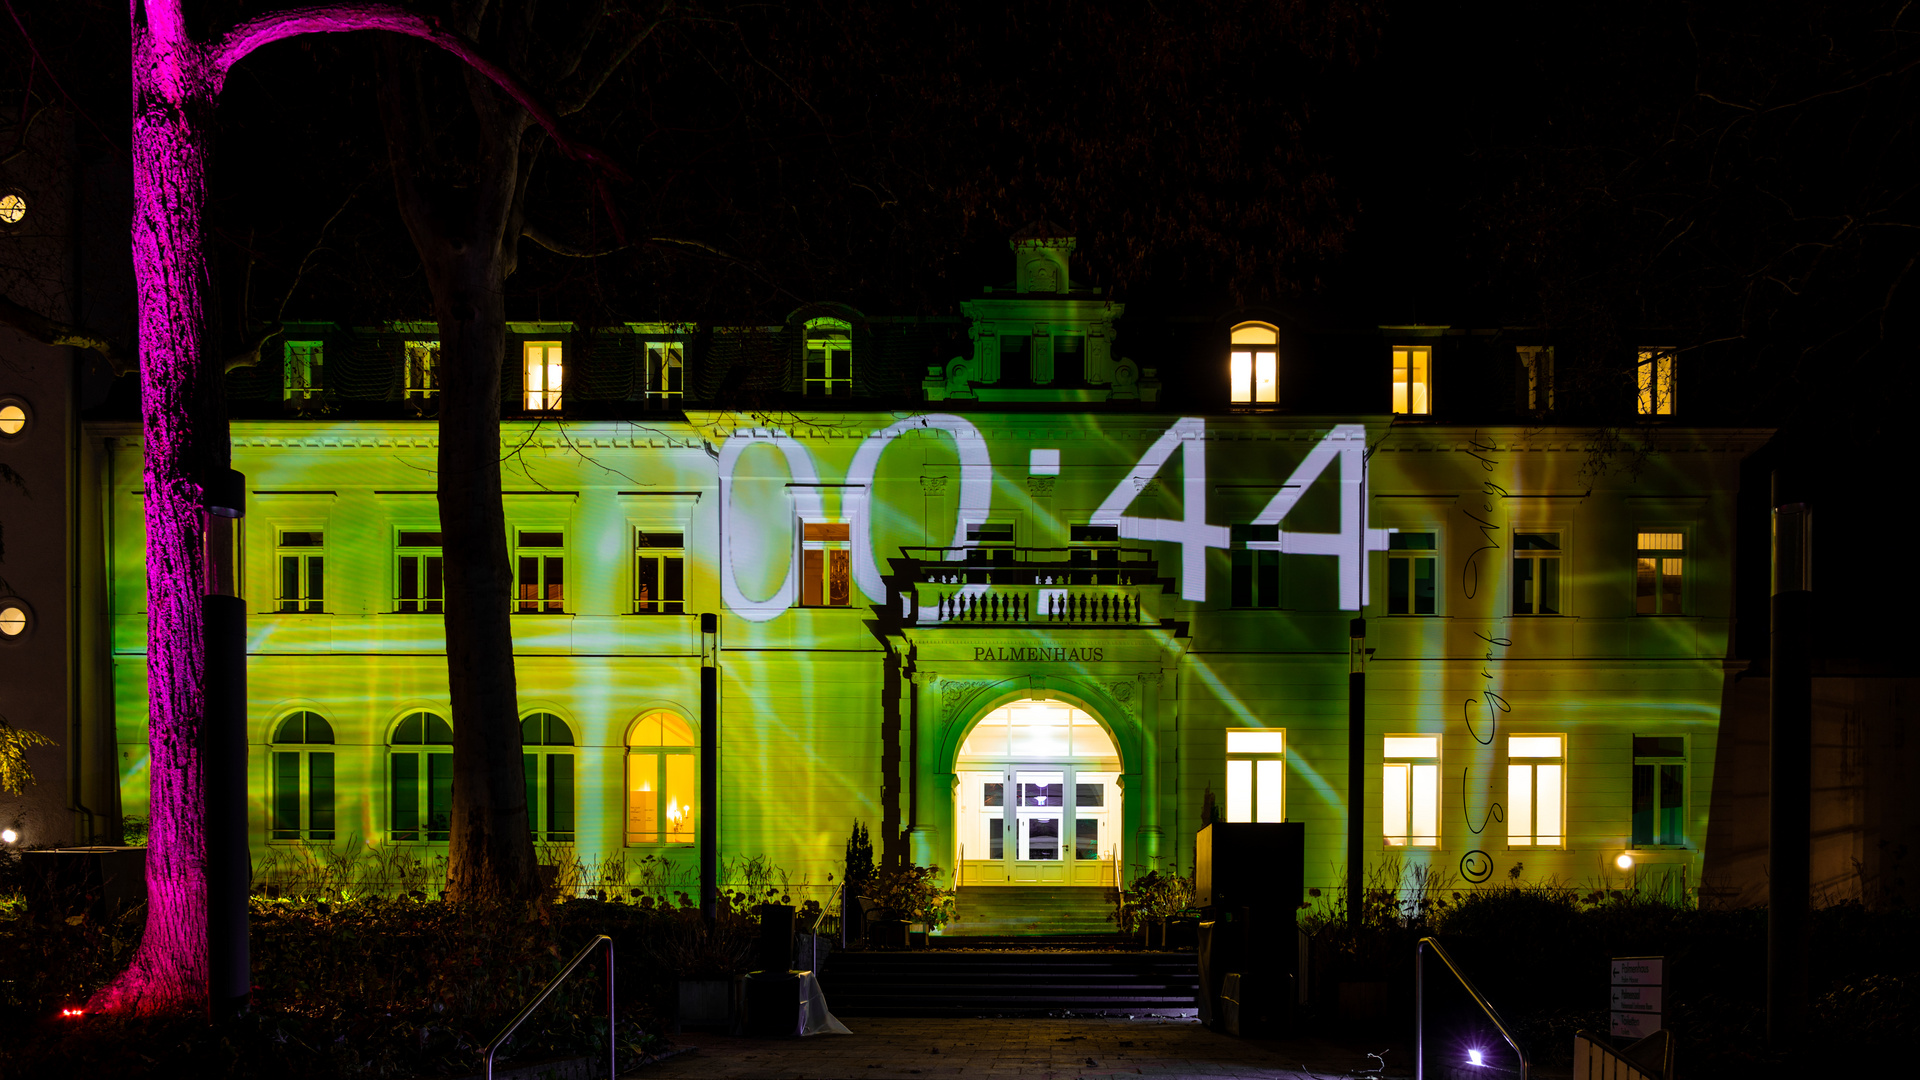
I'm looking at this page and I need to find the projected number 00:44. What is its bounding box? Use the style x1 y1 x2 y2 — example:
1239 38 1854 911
718 417 1386 619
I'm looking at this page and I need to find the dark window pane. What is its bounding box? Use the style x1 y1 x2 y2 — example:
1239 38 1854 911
1076 783 1104 808
1633 736 1685 757
1636 557 1656 614
399 556 419 611
1413 557 1436 614
392 752 420 839
306 557 324 611
1257 551 1279 607
1514 532 1560 550
1388 532 1435 550
521 715 542 745
637 531 684 549
281 532 324 547
520 532 564 548
394 712 422 744
988 817 1003 859
1070 525 1119 543
663 557 684 609
1231 549 1253 608
425 714 453 744
518 556 540 610
545 556 564 610
524 753 540 835
427 753 453 841
1661 560 1683 614
1230 523 1279 544
983 782 1003 807
280 556 300 612
1514 559 1535 615
1631 763 1653 846
549 754 574 837
1076 818 1100 860
398 531 441 546
1659 764 1686 845
274 713 305 744
425 556 443 610
309 752 335 839
802 549 823 607
1389 558 1409 615
1538 559 1560 615
273 751 301 840
1028 817 1059 860
636 557 658 611
306 713 334 744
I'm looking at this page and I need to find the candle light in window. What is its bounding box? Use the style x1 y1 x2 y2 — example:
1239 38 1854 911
667 798 684 826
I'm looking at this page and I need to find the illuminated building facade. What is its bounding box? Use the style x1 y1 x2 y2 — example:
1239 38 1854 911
22 236 1780 902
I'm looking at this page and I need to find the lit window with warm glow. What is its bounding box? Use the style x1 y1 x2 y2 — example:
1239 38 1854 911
390 711 453 842
1225 729 1285 823
1518 346 1554 411
1507 734 1565 847
645 341 684 399
1229 322 1278 404
524 340 564 411
1637 348 1675 415
514 530 566 612
1636 531 1684 615
404 341 439 399
1391 345 1432 414
1383 735 1439 847
521 713 576 844
802 521 852 607
627 710 696 845
0 402 25 436
276 529 326 613
1632 736 1687 847
270 711 335 842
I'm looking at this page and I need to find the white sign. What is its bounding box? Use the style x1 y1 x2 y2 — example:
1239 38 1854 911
1610 957 1664 985
1610 985 1662 1013
1610 1010 1658 1039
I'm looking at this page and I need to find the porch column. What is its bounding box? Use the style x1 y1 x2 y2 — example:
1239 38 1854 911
880 645 905 868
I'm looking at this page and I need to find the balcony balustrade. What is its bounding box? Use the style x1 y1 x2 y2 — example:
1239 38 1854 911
894 546 1167 628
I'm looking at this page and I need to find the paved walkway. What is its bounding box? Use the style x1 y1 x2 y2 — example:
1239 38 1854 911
632 1017 1406 1079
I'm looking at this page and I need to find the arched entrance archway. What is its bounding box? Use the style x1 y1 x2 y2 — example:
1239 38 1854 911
954 698 1122 886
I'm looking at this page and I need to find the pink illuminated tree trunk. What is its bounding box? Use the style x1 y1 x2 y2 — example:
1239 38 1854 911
100 0 602 1015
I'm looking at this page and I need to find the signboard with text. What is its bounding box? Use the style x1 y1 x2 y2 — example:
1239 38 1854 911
1610 956 1664 1038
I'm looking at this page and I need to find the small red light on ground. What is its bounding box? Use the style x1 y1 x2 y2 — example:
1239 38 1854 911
60 1007 84 1018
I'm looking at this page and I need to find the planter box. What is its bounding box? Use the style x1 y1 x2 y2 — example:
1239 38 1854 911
676 975 745 1033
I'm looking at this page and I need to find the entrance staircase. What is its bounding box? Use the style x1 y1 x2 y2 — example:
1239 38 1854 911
942 886 1116 939
820 951 1199 1017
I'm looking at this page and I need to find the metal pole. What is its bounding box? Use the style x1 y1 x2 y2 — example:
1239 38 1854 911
1348 617 1366 935
605 939 617 1080
1415 938 1424 1080
203 469 248 1018
1767 473 1812 1050
701 612 719 927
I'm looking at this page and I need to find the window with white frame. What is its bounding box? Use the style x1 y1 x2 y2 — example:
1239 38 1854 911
1507 734 1565 847
627 710 696 845
270 711 335 842
634 529 686 614
1391 345 1432 415
523 340 564 411
521 713 576 844
1226 729 1285 822
1383 735 1440 847
801 521 852 606
276 529 326 613
804 318 852 396
1386 531 1436 615
404 340 439 399
1513 531 1563 615
514 530 566 612
1069 523 1121 586
285 340 324 402
1518 346 1554 411
1632 736 1687 846
1230 523 1281 608
1636 531 1685 615
1230 322 1278 404
1637 348 1675 416
395 530 443 613
390 711 453 842
645 341 684 400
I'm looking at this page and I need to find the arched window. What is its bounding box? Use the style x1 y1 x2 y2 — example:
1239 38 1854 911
270 710 335 842
627 710 696 845
1230 322 1278 404
522 712 576 843
390 711 453 841
804 318 852 397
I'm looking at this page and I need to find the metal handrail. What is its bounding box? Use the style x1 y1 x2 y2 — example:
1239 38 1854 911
804 880 843 972
484 933 615 1080
1416 936 1528 1080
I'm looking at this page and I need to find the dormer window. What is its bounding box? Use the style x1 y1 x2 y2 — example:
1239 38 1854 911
1230 323 1278 404
804 318 852 397
1637 348 1675 416
524 341 564 411
1392 345 1433 415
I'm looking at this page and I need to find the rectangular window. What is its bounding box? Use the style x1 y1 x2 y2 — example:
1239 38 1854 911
1054 334 1086 384
801 521 852 607
1636 531 1684 615
1632 736 1687 846
999 334 1030 384
404 341 439 399
627 750 696 845
524 341 564 411
645 341 684 400
276 530 325 613
1637 348 1675 415
514 530 566 613
1518 346 1554 411
804 322 852 396
525 753 576 843
391 750 452 842
396 530 443 613
1225 729 1285 823
271 751 335 841
1069 523 1120 586
1230 348 1278 404
1383 735 1439 847
1386 531 1436 615
285 340 324 401
1513 531 1562 615
634 530 686 614
1391 345 1432 415
1230 523 1280 608
1507 734 1565 847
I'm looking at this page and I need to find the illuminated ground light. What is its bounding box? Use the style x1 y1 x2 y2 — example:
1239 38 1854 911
0 829 16 844
1616 852 1635 871
1467 1048 1485 1067
60 1007 84 1018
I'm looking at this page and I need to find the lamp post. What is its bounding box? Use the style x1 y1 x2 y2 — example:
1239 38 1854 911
1768 473 1812 1049
1348 616 1366 935
202 468 248 1017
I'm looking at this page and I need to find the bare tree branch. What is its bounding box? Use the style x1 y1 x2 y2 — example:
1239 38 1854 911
553 1 676 117
0 292 128 374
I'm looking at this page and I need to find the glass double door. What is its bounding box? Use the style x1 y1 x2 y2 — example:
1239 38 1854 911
958 766 1118 886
